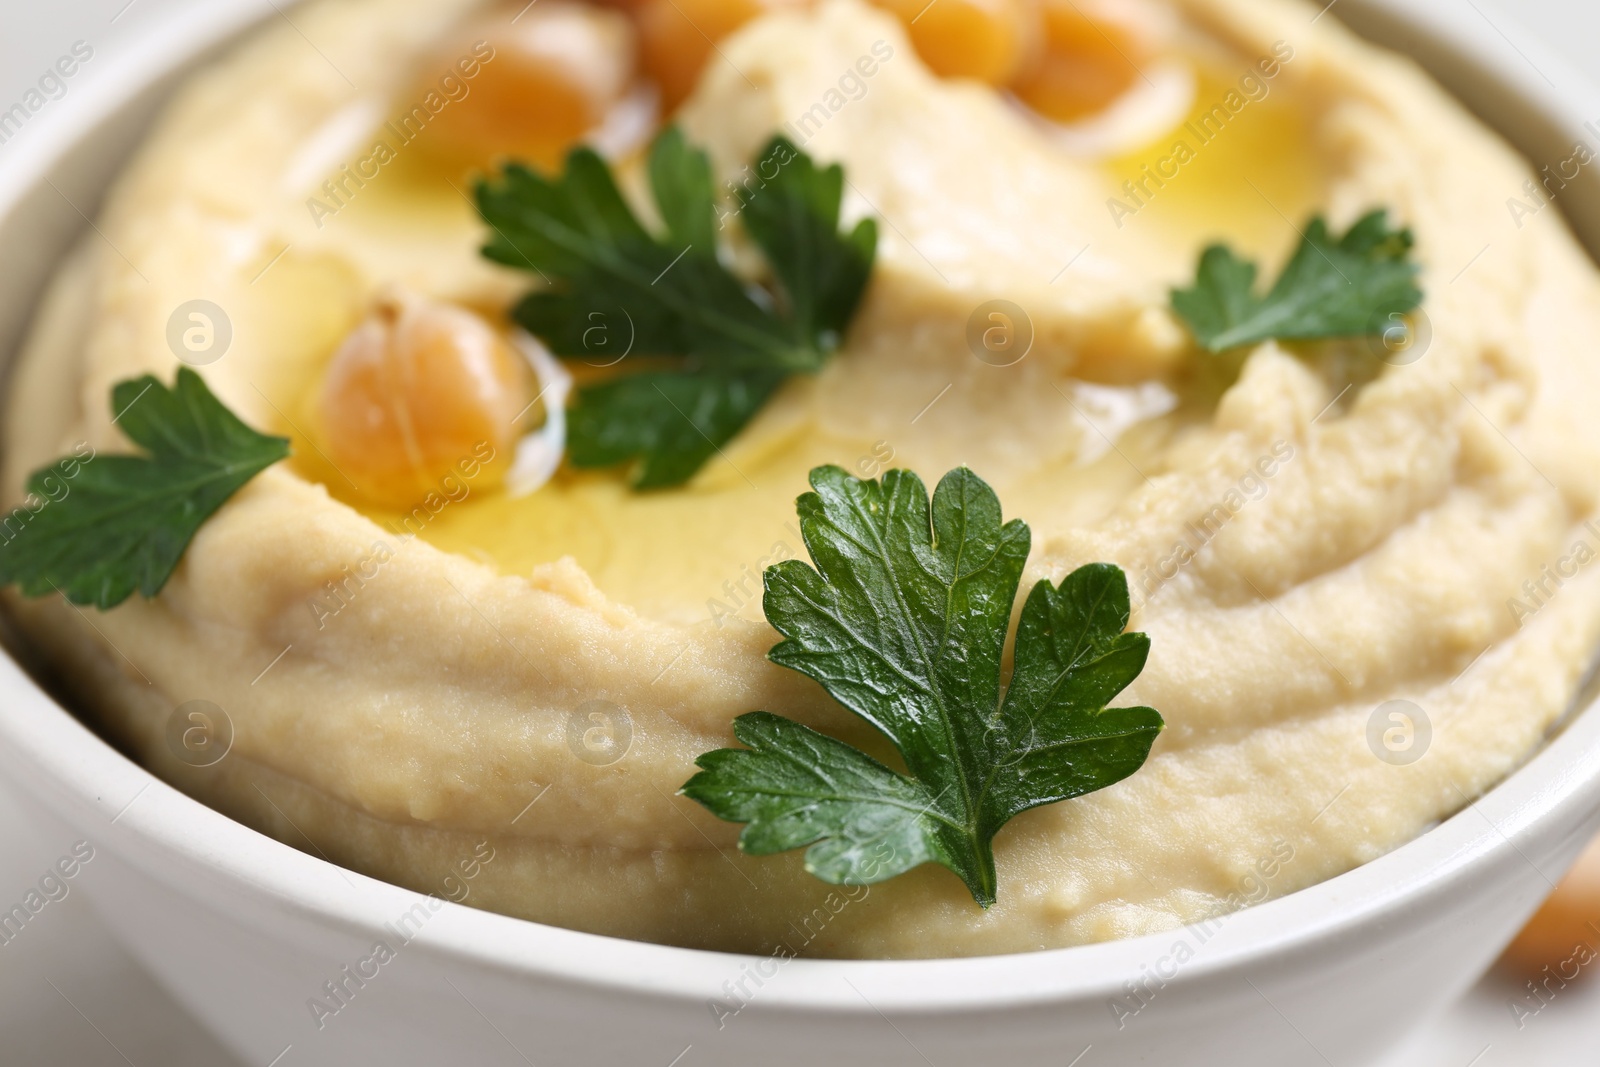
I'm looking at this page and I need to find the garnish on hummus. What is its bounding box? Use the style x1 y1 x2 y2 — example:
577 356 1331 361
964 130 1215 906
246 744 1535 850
318 288 528 507
683 465 1163 905
1171 209 1423 352
476 126 876 487
0 370 287 608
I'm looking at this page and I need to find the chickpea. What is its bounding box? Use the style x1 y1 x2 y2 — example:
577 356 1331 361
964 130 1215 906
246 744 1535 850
638 0 803 110
1011 0 1167 122
318 290 528 508
1502 833 1600 976
417 1 638 169
871 0 1040 86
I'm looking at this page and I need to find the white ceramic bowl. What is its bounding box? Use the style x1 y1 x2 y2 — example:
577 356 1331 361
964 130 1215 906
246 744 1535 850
3 3 1600 1065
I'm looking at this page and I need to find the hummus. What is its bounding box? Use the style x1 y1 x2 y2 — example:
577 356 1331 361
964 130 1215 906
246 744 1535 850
8 0 1600 959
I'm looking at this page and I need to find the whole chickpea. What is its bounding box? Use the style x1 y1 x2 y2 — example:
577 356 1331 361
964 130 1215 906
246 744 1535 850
318 289 528 507
1503 834 1600 977
871 0 1041 86
637 0 806 109
1011 0 1168 122
415 1 640 169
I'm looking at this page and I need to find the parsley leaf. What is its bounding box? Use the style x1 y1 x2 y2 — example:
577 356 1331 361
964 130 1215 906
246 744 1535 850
681 465 1164 905
564 370 785 490
0 368 289 609
1171 209 1423 352
476 127 876 488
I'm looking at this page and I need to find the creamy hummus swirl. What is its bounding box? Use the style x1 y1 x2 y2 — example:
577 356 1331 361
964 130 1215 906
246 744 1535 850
7 0 1600 958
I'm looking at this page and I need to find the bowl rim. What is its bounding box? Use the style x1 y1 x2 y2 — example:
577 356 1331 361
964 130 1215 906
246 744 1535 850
2 0 1600 1018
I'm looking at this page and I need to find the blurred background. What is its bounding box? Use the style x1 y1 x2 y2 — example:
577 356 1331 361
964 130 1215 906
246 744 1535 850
3 0 1600 1063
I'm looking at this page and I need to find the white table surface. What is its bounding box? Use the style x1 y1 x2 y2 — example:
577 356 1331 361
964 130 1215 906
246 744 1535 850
3 1 1600 1063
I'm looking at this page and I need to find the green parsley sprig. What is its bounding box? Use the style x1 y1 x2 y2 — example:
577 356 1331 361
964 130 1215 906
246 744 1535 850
681 465 1164 906
476 127 877 488
1171 209 1423 352
0 368 289 609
